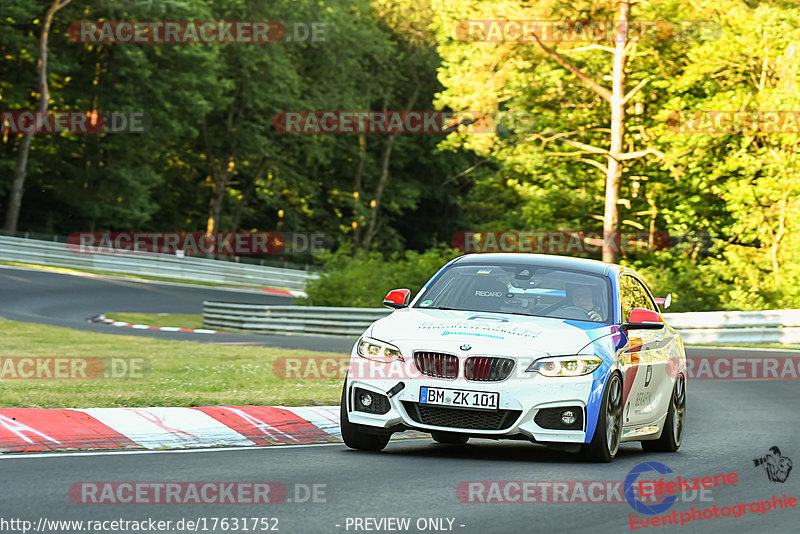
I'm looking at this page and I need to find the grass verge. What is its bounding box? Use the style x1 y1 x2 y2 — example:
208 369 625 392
0 318 344 408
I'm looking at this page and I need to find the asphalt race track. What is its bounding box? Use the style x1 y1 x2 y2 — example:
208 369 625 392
2 377 798 534
0 266 355 352
1 266 798 533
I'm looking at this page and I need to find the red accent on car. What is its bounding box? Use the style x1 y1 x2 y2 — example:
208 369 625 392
629 308 663 324
383 288 411 309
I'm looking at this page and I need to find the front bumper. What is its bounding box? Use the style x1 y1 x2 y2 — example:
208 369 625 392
345 357 596 444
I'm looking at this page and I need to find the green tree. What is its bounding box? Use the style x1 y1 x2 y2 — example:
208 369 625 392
652 1 800 310
3 0 72 232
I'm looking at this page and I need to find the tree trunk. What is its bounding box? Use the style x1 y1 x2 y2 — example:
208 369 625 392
530 1 652 264
361 133 396 253
360 79 421 254
352 133 366 253
4 0 72 232
208 171 232 233
603 0 631 264
201 115 237 255
230 157 266 232
771 197 787 279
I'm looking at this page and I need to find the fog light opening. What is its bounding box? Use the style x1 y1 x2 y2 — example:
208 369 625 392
561 410 577 425
360 392 373 408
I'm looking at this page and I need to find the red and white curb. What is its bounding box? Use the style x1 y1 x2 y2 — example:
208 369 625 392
262 288 306 298
0 405 343 453
91 314 217 334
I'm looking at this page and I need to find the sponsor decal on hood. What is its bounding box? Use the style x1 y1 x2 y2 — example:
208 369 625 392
368 310 613 356
418 320 539 340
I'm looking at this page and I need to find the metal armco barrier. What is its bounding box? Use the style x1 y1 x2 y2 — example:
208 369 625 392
202 303 800 344
202 303 390 336
0 235 316 290
664 310 800 344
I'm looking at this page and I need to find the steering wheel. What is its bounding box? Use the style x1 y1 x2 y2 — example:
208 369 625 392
503 294 528 308
557 305 592 319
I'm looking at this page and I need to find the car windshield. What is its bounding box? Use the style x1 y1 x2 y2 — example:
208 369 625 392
414 263 612 323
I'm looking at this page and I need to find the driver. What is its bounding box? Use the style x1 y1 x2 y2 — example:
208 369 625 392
568 285 602 321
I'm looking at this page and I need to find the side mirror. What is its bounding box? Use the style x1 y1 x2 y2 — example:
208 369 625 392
624 308 664 330
383 288 411 309
654 293 672 310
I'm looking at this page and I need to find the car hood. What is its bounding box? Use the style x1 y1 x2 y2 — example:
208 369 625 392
368 308 614 357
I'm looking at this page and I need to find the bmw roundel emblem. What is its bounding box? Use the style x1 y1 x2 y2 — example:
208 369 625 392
460 344 472 351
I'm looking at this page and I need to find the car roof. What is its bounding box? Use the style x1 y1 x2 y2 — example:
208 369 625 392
452 253 618 277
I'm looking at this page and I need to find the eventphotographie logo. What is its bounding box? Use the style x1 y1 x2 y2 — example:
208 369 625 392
753 446 793 483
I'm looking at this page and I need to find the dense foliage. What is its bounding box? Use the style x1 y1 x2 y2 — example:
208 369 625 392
2 0 798 311
296 245 461 308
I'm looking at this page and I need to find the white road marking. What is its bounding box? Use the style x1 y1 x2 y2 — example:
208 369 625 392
0 441 346 460
78 407 255 449
0 436 430 460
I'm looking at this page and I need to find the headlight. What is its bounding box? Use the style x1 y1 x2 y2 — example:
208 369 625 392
356 337 403 361
526 355 602 377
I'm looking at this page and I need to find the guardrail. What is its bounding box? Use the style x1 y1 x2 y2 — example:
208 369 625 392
664 310 800 344
202 303 800 344
0 235 317 291
202 303 388 336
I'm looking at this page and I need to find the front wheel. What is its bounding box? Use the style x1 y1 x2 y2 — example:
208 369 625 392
581 372 623 462
340 383 390 452
642 374 685 452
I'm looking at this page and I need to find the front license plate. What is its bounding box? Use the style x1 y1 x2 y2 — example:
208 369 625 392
419 386 499 410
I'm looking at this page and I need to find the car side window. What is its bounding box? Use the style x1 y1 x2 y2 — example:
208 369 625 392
631 278 658 313
621 275 658 322
620 276 636 323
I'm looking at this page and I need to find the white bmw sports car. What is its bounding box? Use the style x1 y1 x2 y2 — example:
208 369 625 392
340 253 687 462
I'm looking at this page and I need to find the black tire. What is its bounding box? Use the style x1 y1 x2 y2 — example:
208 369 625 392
581 372 623 462
642 374 685 453
431 431 469 445
340 383 390 452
